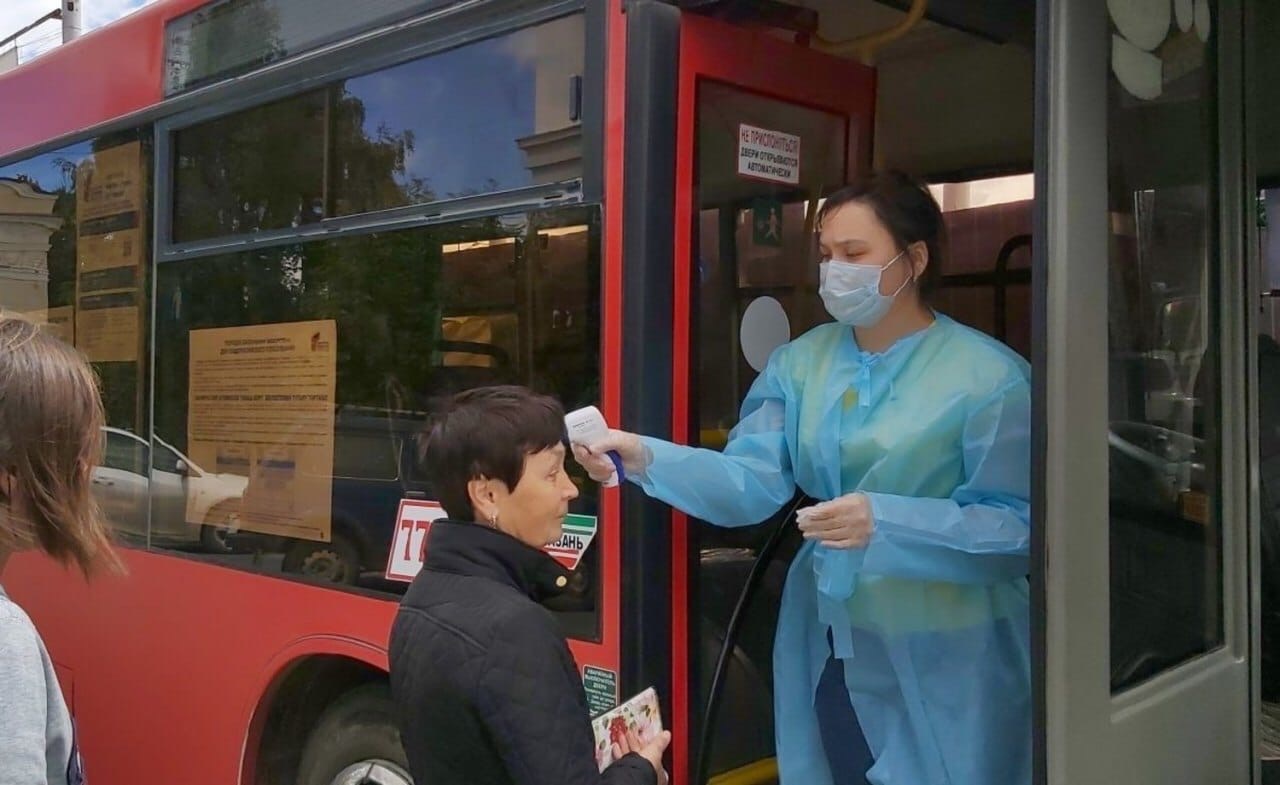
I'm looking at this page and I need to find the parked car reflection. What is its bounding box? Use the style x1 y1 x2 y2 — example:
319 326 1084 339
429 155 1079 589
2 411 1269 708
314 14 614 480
93 427 248 552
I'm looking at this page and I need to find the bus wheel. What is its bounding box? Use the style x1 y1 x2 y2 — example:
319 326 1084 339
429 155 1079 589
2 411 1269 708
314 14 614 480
283 533 361 585
296 684 412 785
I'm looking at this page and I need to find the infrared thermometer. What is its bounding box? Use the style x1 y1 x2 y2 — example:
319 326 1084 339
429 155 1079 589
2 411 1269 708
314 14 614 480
565 405 624 488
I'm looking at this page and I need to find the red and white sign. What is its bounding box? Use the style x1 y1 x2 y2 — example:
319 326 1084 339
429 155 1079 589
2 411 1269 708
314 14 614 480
385 503 598 582
544 514 598 571
737 124 801 186
384 499 447 582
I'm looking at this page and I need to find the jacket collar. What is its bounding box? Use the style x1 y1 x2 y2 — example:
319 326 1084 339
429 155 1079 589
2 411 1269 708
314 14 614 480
422 519 574 601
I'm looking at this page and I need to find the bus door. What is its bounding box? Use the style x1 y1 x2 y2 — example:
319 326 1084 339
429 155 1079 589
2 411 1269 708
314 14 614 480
668 12 875 784
1043 2 1251 784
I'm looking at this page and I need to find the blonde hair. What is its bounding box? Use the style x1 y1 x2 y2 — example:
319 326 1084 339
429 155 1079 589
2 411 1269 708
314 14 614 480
0 316 123 576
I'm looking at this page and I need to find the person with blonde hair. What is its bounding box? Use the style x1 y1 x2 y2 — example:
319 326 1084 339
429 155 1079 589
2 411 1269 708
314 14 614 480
0 315 123 784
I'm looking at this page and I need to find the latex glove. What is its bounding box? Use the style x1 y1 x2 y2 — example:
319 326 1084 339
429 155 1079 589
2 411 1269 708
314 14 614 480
796 493 874 549
570 429 649 483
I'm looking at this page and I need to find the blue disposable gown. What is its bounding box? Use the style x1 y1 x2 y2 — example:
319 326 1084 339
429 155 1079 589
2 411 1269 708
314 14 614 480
634 314 1031 785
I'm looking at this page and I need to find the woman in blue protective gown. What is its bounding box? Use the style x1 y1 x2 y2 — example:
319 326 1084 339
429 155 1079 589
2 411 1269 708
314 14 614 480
573 171 1031 785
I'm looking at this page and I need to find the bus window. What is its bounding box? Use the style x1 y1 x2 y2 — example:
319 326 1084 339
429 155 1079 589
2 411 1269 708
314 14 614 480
151 207 604 642
0 129 153 549
164 0 444 95
1105 3 1222 693
172 13 585 243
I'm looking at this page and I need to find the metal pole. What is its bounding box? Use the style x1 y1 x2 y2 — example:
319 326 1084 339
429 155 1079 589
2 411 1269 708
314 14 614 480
61 0 82 42
0 10 61 52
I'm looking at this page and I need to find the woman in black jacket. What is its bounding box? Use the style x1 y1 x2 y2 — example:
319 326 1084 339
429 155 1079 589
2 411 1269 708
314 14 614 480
389 386 669 785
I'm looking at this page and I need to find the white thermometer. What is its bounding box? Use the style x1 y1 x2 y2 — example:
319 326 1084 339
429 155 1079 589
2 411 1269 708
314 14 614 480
565 405 623 488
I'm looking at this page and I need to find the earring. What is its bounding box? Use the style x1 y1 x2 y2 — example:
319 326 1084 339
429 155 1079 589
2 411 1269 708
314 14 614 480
488 511 499 528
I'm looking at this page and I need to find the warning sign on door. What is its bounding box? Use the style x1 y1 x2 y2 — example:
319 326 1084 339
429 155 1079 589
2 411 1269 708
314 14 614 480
583 665 619 717
737 124 801 186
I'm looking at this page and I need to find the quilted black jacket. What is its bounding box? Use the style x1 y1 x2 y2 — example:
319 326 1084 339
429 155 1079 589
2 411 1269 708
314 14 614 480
389 519 656 785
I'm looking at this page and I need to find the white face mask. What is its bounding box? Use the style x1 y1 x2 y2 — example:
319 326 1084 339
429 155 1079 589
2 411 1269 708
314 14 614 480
818 250 912 327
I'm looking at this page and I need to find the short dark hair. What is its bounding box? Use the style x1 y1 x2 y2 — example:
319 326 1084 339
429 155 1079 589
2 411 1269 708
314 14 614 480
816 170 947 300
420 386 566 521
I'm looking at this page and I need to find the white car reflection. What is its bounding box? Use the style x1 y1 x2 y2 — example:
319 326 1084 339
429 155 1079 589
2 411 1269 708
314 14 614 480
92 427 248 552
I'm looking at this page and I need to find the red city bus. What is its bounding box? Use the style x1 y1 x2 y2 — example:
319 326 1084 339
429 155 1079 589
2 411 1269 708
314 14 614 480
0 1 1266 784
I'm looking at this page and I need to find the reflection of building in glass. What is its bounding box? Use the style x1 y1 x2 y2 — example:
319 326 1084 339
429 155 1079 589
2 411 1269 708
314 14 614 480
516 15 584 185
0 178 60 313
518 124 583 186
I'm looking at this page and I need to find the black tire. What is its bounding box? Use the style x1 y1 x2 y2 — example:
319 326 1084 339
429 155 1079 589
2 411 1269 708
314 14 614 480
296 684 412 785
282 532 361 585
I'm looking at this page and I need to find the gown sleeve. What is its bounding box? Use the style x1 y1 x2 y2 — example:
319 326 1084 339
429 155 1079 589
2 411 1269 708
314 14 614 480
632 351 797 527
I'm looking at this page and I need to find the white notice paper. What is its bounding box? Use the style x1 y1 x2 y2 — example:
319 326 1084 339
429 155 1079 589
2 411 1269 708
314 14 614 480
737 124 801 186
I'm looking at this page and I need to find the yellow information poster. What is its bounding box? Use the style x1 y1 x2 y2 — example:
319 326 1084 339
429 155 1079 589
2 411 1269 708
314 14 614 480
74 140 145 363
186 321 338 542
77 142 145 225
76 296 138 363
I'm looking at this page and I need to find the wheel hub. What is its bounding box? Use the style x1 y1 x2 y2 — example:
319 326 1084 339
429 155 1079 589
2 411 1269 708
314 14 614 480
330 760 412 785
301 549 348 580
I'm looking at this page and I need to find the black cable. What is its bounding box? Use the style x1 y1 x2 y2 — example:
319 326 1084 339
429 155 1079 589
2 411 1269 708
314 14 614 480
693 495 811 784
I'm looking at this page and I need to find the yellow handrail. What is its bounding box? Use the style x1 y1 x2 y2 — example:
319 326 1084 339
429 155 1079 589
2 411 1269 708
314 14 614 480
814 0 928 64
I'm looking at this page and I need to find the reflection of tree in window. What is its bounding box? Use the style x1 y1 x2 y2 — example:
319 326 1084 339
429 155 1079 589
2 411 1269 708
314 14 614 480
156 220 491 446
175 75 428 239
151 208 600 607
173 17 585 244
329 87 431 215
154 210 598 454
175 93 326 240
